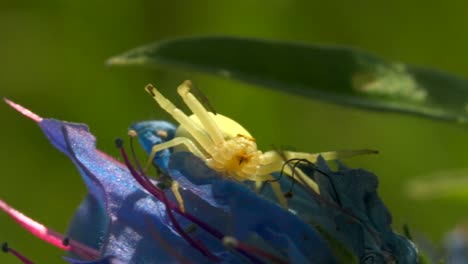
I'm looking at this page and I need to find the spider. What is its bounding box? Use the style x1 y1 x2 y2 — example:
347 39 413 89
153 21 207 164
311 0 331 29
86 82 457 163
141 80 377 208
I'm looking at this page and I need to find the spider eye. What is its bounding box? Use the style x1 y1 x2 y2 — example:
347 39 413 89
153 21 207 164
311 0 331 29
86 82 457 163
237 155 251 165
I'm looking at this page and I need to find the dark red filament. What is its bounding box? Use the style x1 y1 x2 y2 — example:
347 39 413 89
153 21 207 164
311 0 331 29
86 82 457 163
235 242 287 264
117 138 289 264
2 242 34 264
116 138 220 262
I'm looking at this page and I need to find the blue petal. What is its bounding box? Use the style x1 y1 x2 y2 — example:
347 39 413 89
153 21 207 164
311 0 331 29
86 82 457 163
39 117 416 263
66 194 108 258
39 119 237 263
169 152 229 209
169 152 220 185
130 121 176 169
171 151 337 262
39 119 107 210
131 122 226 208
64 255 122 264
211 178 337 263
128 121 338 262
243 155 418 263
290 156 417 263
39 119 90 155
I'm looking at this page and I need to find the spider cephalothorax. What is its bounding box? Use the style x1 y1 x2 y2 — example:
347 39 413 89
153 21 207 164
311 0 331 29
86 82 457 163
140 80 377 208
206 133 262 180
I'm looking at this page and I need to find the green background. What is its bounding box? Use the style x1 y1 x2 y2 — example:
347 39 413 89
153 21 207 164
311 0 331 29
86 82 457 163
1 1 468 263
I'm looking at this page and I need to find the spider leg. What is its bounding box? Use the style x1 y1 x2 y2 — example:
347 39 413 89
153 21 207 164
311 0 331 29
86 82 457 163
282 149 378 161
177 81 224 145
251 174 288 208
258 153 320 194
146 84 215 154
260 149 378 172
144 137 207 172
258 148 377 194
171 181 185 213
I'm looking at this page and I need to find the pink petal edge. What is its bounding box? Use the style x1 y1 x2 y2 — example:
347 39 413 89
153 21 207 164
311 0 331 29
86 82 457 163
0 198 100 260
2 99 107 259
0 198 69 250
4 98 126 168
4 99 43 122
97 150 127 168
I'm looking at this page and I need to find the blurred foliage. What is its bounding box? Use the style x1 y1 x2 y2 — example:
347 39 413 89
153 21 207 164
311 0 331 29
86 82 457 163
2 1 468 263
109 36 468 123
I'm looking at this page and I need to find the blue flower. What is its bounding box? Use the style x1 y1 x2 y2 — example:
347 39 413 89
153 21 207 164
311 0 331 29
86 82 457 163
134 121 419 264
445 224 468 264
1 100 417 264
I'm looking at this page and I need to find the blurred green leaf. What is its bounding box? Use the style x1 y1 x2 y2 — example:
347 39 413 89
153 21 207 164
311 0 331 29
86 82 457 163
418 253 433 264
108 36 468 123
406 169 468 202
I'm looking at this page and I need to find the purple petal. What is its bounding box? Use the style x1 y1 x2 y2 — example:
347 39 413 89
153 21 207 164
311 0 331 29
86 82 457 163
39 119 234 262
211 179 337 263
64 256 122 264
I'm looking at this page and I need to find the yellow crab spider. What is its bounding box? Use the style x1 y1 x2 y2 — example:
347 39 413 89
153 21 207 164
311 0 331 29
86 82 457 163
144 80 377 208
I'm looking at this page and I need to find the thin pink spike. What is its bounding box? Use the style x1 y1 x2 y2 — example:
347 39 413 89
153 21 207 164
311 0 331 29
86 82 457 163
97 150 127 168
3 99 124 168
0 198 101 260
0 198 70 250
4 99 43 122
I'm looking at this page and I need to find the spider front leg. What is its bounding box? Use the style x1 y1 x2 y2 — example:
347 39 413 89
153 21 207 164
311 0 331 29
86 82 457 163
170 181 185 212
257 159 320 196
251 173 289 208
261 149 378 173
258 148 378 195
176 81 224 146
145 84 217 154
144 136 208 213
144 137 208 172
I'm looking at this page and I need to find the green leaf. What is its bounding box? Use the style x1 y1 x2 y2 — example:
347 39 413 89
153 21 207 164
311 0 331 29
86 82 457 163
108 36 468 123
406 169 468 202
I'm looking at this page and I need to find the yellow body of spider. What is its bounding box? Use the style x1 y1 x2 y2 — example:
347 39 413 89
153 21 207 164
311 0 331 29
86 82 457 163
144 80 377 208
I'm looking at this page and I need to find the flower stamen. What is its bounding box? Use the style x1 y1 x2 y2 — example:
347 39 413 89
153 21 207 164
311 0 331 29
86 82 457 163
222 237 287 264
117 139 292 264
115 138 220 262
128 133 146 175
2 242 34 264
